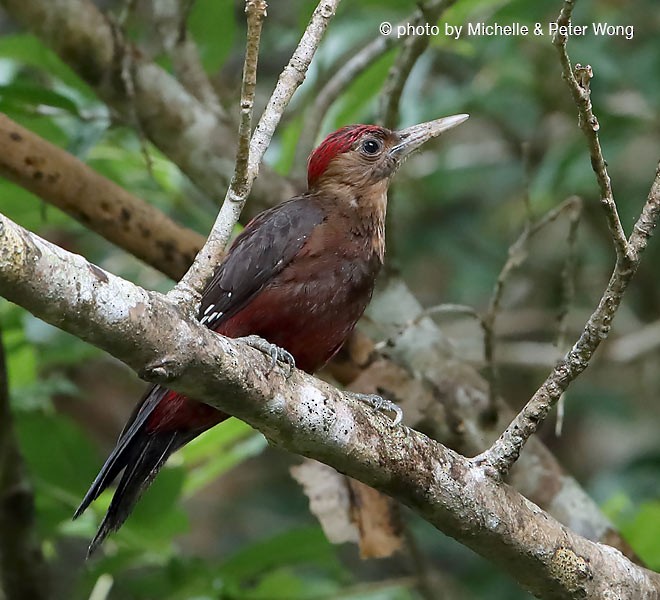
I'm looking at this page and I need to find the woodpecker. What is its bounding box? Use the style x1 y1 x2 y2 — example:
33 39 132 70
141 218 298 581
75 114 469 555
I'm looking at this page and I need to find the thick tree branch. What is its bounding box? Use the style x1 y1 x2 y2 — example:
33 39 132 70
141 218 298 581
0 113 633 558
0 0 296 212
0 113 203 280
357 279 640 563
0 212 658 599
174 0 341 300
0 325 51 600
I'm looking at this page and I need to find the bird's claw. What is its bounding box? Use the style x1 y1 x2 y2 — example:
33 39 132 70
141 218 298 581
240 335 295 378
350 392 403 427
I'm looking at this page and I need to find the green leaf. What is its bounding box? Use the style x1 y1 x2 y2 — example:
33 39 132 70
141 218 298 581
0 34 95 97
331 50 396 127
3 326 37 388
14 411 101 537
219 527 340 583
180 419 267 496
188 0 236 73
0 82 80 115
621 501 660 570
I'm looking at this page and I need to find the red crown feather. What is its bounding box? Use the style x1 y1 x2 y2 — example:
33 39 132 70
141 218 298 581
307 125 387 187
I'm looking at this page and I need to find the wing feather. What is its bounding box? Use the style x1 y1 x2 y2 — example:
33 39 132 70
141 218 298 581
198 196 325 329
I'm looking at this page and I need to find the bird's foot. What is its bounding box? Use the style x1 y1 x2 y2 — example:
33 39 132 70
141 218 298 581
239 335 295 378
350 392 403 427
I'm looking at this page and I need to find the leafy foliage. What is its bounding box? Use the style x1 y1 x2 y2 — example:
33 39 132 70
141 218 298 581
0 0 657 598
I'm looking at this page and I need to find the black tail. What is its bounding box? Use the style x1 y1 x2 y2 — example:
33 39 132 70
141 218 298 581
74 386 199 557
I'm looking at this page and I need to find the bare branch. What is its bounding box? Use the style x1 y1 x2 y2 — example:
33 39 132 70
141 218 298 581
295 0 455 171
0 325 51 600
294 29 397 173
234 0 267 199
552 0 631 263
152 0 227 119
379 0 456 129
173 0 341 301
554 198 582 435
481 196 582 409
0 113 203 280
0 211 658 599
474 0 660 476
1 0 295 212
479 165 660 476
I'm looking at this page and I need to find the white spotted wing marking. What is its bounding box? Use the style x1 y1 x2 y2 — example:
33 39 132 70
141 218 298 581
195 196 325 331
199 302 224 326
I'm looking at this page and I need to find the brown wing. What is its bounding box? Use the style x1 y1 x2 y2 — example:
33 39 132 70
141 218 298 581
198 195 325 330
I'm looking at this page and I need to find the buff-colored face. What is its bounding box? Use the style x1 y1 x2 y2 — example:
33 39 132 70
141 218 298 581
308 115 469 191
315 128 402 189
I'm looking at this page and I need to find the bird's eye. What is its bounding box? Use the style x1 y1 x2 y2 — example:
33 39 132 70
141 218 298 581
361 138 382 155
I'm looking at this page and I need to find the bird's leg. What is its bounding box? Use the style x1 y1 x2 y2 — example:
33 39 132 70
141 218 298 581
349 392 404 427
238 335 296 378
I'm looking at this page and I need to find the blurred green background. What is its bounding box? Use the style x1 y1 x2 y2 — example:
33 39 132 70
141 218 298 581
0 0 658 598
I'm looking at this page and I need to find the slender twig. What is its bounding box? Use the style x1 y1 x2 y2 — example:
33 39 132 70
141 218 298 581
552 0 631 263
479 164 660 476
108 16 155 179
232 0 264 202
475 1 660 476
0 322 51 600
173 0 341 304
166 0 227 120
521 141 534 224
295 0 453 172
379 0 456 129
481 196 582 408
554 197 582 435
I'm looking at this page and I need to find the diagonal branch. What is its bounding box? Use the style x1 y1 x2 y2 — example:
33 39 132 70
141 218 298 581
379 0 456 129
479 164 660 476
0 113 203 280
475 0 660 477
0 109 636 561
0 0 296 213
552 0 631 263
0 209 658 599
173 0 341 300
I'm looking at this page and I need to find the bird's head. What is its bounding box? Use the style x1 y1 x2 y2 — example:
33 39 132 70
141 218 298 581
306 114 469 192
